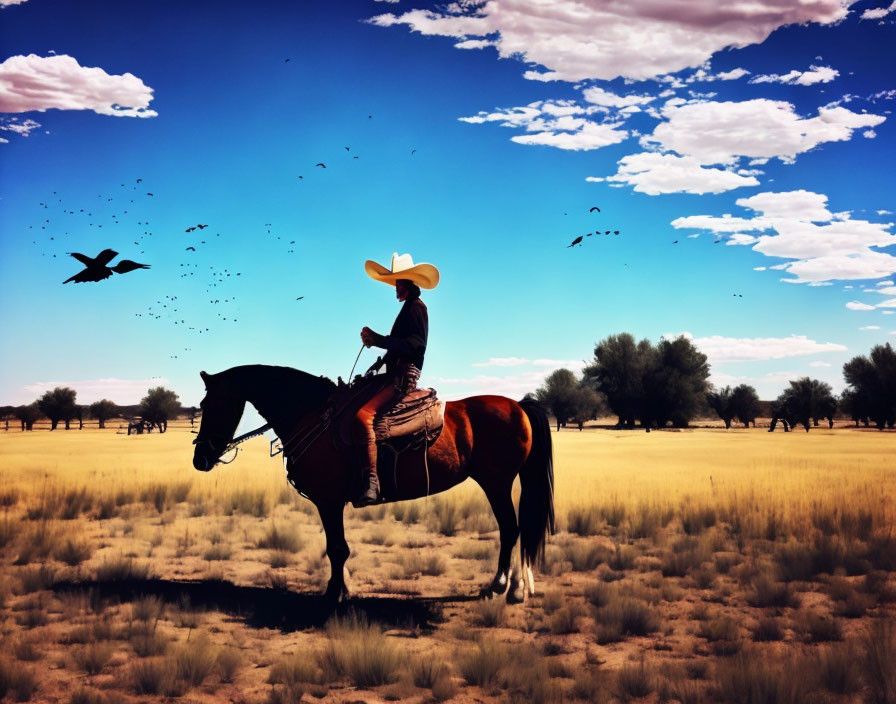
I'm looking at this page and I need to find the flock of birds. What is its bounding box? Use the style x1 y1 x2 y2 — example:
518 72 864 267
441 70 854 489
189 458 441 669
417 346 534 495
566 207 621 248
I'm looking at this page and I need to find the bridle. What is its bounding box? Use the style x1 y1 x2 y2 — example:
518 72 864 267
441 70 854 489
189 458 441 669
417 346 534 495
192 422 273 467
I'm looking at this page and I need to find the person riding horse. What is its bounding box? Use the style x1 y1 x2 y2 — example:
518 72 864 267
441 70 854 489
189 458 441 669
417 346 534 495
356 252 440 507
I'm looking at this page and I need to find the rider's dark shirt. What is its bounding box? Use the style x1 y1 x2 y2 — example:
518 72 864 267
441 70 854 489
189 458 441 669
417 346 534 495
381 294 428 374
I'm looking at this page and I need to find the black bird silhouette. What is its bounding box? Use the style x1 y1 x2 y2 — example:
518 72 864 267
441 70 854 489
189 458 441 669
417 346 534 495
185 226 196 232
567 236 583 248
110 260 150 274
345 147 350 151
315 163 326 168
298 175 303 179
146 192 153 196
63 249 147 283
186 246 196 251
714 239 722 244
136 178 143 183
613 231 619 235
285 58 291 63
296 296 304 300
672 240 678 244
411 149 416 155
197 224 208 229
590 206 600 212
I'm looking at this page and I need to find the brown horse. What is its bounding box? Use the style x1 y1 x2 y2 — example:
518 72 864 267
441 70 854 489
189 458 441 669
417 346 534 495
192 365 554 605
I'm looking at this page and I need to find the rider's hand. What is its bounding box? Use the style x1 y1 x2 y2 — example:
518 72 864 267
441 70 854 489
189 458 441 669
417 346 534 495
360 327 374 347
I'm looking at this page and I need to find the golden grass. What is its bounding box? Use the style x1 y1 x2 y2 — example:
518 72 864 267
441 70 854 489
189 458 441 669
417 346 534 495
0 423 893 703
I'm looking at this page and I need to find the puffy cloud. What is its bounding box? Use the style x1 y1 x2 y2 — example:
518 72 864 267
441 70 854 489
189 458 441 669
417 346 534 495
859 325 882 330
672 332 846 362
0 54 157 117
642 100 885 166
809 361 832 367
0 0 29 5
861 1 896 19
714 68 750 81
751 64 839 86
459 99 628 151
20 377 170 405
596 151 759 195
875 286 896 295
672 190 896 283
367 1 850 83
582 86 653 108
846 301 876 310
0 117 40 137
878 298 896 307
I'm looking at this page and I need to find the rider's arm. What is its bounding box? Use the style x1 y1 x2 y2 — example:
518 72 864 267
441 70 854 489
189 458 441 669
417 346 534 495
373 300 428 361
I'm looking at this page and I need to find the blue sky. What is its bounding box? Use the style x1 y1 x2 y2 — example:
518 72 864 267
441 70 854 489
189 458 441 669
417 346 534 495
1 0 895 412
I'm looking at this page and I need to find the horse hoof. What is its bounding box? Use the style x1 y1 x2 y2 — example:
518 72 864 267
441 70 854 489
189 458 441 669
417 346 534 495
506 580 526 604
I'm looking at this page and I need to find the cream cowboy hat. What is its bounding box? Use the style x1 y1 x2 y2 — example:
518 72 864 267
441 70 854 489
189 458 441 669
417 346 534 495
364 252 440 289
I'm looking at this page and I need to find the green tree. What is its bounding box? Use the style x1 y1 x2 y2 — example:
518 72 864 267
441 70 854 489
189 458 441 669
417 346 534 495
643 336 710 428
707 386 734 429
535 369 579 431
139 387 180 433
771 377 836 432
14 403 41 431
730 384 761 427
570 386 604 431
843 343 896 430
89 399 119 429
37 387 78 430
584 333 652 428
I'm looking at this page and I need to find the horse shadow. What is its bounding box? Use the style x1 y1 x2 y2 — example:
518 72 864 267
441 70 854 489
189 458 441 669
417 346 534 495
51 577 478 632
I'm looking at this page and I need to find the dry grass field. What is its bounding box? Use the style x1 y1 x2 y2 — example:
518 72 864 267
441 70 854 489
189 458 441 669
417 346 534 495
1 420 894 703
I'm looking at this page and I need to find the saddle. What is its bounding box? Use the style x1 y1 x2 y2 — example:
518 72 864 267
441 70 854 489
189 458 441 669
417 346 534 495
282 374 444 500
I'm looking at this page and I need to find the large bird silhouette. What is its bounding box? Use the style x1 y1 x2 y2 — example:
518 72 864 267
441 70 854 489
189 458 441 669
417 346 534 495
63 249 149 283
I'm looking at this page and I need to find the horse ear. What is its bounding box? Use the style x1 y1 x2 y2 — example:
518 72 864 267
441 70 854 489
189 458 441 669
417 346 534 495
200 370 209 383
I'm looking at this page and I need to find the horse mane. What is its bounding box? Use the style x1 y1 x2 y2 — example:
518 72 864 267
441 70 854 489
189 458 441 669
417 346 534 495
215 364 336 424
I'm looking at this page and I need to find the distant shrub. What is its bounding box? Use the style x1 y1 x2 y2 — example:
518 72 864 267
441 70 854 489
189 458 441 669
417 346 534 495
566 506 601 536
256 524 301 553
321 615 400 687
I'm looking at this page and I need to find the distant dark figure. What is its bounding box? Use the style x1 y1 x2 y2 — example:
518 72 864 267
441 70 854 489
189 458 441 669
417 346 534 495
567 236 583 248
590 206 600 212
110 260 150 275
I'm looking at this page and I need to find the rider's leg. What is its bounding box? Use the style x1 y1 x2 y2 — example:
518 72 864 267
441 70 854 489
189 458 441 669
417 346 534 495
353 385 396 506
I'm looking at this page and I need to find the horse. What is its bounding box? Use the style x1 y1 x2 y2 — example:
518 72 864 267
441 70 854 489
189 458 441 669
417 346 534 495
192 364 555 605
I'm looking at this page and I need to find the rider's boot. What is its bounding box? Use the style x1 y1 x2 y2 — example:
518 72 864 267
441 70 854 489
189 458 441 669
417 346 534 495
355 434 381 507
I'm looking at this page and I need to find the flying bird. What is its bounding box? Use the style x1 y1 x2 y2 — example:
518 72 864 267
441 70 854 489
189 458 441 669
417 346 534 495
296 296 304 300
197 224 208 229
672 240 678 244
411 149 416 155
110 260 150 274
285 58 291 63
186 246 196 251
590 207 600 213
146 192 153 196
185 227 196 233
613 231 619 235
315 163 326 168
567 236 583 248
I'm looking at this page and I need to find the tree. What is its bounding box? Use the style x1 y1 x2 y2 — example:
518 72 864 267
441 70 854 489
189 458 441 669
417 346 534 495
89 399 119 429
570 386 604 431
707 386 734 429
584 333 651 428
37 387 78 430
843 343 896 430
535 369 579 431
730 384 761 427
14 403 41 431
770 377 836 432
139 387 180 433
642 336 710 428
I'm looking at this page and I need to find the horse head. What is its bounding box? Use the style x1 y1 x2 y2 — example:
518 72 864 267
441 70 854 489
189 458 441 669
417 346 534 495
192 370 246 471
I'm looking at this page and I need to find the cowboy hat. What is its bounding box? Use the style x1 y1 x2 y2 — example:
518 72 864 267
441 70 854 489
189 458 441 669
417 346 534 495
364 252 440 289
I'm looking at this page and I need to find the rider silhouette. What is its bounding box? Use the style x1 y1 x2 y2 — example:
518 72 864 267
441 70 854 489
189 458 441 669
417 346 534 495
356 253 440 506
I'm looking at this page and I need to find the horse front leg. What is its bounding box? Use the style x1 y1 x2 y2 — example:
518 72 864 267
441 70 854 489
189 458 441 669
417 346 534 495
317 502 350 605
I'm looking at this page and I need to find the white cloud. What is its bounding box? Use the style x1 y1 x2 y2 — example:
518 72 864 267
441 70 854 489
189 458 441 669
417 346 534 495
672 190 896 283
0 0 29 6
0 54 157 117
859 325 882 330
20 377 171 405
597 151 759 195
751 65 839 86
809 361 832 367
367 2 849 83
878 211 894 216
671 332 846 362
582 86 653 108
728 233 760 245
861 1 896 19
878 298 896 308
846 301 876 310
642 100 885 166
0 117 40 137
511 120 628 151
427 360 586 401
864 129 877 138
714 68 750 81
875 286 896 295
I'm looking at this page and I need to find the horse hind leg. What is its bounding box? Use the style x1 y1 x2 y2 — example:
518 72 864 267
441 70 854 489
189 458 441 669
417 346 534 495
479 481 526 603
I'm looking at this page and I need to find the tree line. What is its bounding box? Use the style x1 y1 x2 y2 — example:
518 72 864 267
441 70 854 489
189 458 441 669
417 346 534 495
1 386 190 432
534 333 896 432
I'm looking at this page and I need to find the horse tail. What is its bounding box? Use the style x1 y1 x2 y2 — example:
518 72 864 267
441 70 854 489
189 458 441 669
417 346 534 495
518 398 555 569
